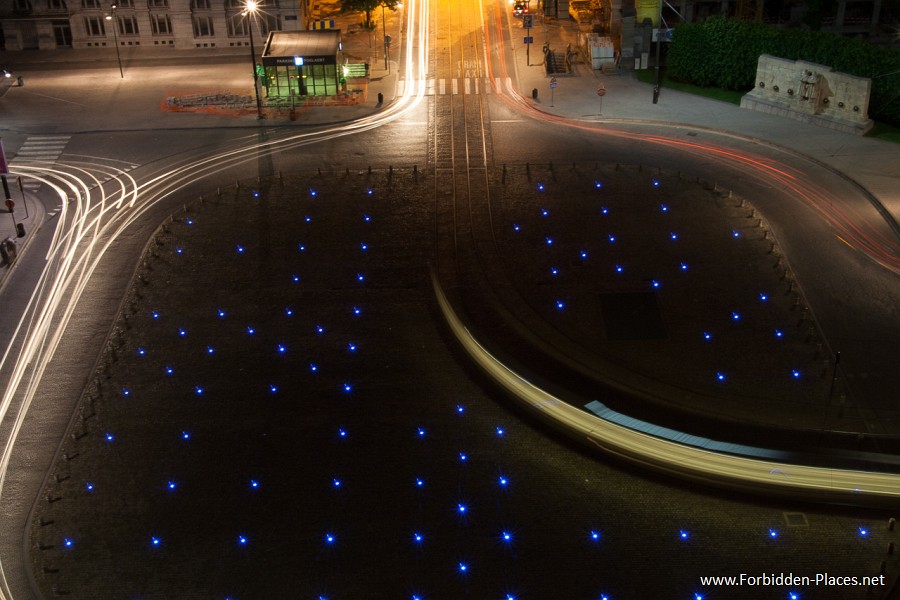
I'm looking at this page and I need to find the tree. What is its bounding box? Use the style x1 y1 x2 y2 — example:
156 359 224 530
339 0 401 29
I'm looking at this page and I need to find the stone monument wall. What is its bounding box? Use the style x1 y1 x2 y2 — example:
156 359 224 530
741 54 873 135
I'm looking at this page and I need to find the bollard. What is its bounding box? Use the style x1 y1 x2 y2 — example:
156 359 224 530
889 517 896 531
377 92 384 104
532 88 537 99
888 542 894 555
16 76 23 87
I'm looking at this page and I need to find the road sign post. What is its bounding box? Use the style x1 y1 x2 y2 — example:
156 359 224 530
5 198 16 232
549 76 557 107
597 83 606 114
523 14 533 65
16 175 28 219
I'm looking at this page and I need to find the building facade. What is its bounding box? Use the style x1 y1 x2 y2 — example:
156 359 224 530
0 0 307 51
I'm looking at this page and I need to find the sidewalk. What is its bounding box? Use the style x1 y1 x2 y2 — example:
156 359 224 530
0 188 45 292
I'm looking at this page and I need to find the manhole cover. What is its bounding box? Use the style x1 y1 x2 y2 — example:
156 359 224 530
783 512 809 527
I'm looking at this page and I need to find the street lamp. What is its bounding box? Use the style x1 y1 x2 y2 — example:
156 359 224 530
242 0 264 119
105 4 124 78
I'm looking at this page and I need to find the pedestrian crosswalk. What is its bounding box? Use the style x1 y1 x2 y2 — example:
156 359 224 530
9 135 71 193
400 77 513 96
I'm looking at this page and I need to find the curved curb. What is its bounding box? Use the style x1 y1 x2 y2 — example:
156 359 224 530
431 266 900 509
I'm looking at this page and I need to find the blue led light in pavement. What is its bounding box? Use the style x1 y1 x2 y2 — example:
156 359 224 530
105 432 114 442
324 533 335 544
769 529 778 538
235 245 244 254
333 478 341 488
600 206 609 215
415 478 425 487
277 343 287 354
249 479 260 489
122 387 131 396
338 428 348 438
85 481 94 491
298 244 306 252
206 346 215 355
788 592 799 600
363 214 371 222
292 274 300 283
309 189 317 197
555 300 565 310
660 204 668 212
238 535 248 545
595 180 603 189
457 503 467 514
731 311 740 321
495 426 505 437
550 267 559 276
670 232 678 240
195 385 204 395
716 372 726 382
360 242 368 251
217 309 226 318
615 264 624 273
63 538 74 548
458 562 468 573
599 595 609 600
580 250 588 259
651 280 661 288
703 332 712 341
775 329 784 338
759 292 769 301
181 431 190 440
680 530 689 539
342 383 352 393
505 594 516 600
608 234 616 243
417 427 426 437
352 306 362 316
859 527 868 537
680 262 689 271
176 246 184 255
456 404 466 415
501 531 512 542
541 208 549 217
367 188 374 196
305 215 312 223
165 366 174 375
695 594 704 600
498 475 508 487
151 536 161 547
538 183 545 191
732 229 741 238
459 452 468 462
178 328 187 337
152 310 160 319
357 273 365 282
512 224 521 232
269 384 278 394
590 530 601 541
348 343 357 352
186 218 193 225
545 237 554 246
246 326 255 335
167 481 177 491
791 370 801 379
413 532 424 543
252 190 260 198
309 363 318 373
285 307 293 316
137 347 145 356
652 178 660 187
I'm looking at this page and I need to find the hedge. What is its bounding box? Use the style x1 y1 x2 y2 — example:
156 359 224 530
667 18 900 126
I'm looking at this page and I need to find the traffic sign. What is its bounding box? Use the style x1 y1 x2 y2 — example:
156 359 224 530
549 77 557 89
597 85 606 97
5 199 14 211
524 36 533 44
385 34 392 46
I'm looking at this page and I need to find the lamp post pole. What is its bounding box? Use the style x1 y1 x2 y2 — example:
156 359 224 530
106 4 124 78
244 1 264 119
381 3 388 72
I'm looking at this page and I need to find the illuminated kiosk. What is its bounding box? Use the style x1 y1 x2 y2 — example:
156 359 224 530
260 29 342 99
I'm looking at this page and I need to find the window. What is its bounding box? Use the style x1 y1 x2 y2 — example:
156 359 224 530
81 0 100 7
48 0 67 10
192 14 214 36
14 0 33 13
148 0 168 7
258 13 279 35
149 13 172 34
191 0 210 9
225 0 243 8
118 14 139 35
227 14 249 36
117 0 134 7
83 15 105 36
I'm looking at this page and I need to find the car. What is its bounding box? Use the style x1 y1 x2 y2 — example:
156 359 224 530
513 1 529 17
